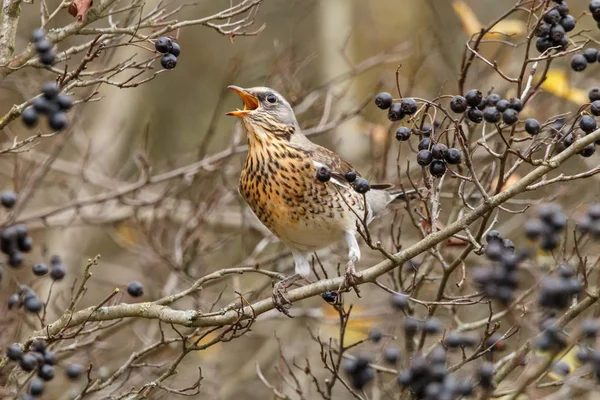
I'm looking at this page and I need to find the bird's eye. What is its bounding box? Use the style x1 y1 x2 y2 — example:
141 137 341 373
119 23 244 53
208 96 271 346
266 94 277 104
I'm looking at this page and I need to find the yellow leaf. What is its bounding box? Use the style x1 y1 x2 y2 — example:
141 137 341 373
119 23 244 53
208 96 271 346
452 0 525 37
534 345 584 381
319 304 379 344
113 221 141 248
189 330 222 359
540 69 588 104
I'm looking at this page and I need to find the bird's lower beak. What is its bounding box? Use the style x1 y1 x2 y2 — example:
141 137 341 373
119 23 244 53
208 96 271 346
226 85 259 117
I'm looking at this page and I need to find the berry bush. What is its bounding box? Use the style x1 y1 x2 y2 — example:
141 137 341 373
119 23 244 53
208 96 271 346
3 1 600 399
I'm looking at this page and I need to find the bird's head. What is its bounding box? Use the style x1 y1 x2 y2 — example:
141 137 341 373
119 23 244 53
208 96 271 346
226 86 298 142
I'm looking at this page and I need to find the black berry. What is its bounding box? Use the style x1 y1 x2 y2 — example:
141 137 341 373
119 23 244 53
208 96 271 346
38 364 55 381
502 108 519 125
571 54 588 72
450 95 467 113
316 165 331 182
368 328 383 343
66 363 83 380
391 293 409 310
525 118 541 135
48 111 68 131
536 23 551 37
590 87 600 102
21 107 39 128
584 48 599 63
170 42 181 57
444 148 462 164
375 92 393 110
154 37 173 53
31 29 45 42
536 36 553 53
418 137 431 151
495 99 510 112
33 263 48 276
417 150 433 166
580 143 596 157
387 102 404 121
35 39 52 53
0 191 16 209
467 107 483 123
25 296 42 313
509 98 523 112
465 89 483 107
483 107 501 123
486 93 501 107
431 143 448 159
20 354 38 372
580 115 597 133
383 346 400 364
354 177 370 194
42 82 59 99
591 101 600 116
344 170 357 183
49 263 66 280
395 126 411 141
6 344 23 361
29 379 44 396
127 280 144 297
543 8 561 25
321 290 338 303
550 23 565 42
161 53 177 69
560 15 576 32
56 93 73 110
400 98 417 115
429 160 446 177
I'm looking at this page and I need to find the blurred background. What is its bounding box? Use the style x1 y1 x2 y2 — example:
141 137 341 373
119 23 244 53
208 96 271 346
2 0 600 398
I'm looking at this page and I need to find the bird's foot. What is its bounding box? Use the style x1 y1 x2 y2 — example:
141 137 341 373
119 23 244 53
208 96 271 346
340 260 362 296
272 274 300 317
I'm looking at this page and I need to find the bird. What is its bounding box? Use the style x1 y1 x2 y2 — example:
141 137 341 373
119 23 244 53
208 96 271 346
226 85 414 315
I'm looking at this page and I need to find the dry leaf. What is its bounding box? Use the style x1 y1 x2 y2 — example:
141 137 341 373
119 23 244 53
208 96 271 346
540 69 588 104
68 0 93 24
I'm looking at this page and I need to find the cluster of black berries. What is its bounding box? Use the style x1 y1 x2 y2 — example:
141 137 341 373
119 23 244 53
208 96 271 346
6 256 66 311
524 203 567 251
539 263 582 309
396 348 473 399
472 230 524 305
415 137 462 178
22 82 72 131
450 90 522 125
535 2 573 53
575 319 600 381
563 94 600 157
536 317 568 352
154 37 180 70
577 203 600 236
1 223 32 268
5 340 83 398
315 165 370 194
571 48 600 72
31 29 56 66
343 353 374 390
374 92 418 122
8 285 43 313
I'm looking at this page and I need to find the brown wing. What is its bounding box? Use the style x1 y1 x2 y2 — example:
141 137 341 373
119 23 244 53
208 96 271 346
288 140 357 184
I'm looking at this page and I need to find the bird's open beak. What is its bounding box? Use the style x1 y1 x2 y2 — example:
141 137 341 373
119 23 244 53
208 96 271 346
226 85 259 117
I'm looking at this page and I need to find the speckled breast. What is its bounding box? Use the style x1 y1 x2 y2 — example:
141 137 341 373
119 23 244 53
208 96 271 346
239 143 363 251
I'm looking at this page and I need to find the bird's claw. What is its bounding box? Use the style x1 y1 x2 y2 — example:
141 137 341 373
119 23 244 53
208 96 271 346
272 280 294 318
340 260 362 296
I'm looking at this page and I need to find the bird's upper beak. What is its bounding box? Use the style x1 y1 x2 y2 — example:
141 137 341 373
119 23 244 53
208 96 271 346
226 85 259 117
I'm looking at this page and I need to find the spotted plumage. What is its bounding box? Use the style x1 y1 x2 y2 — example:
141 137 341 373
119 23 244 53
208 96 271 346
227 85 408 314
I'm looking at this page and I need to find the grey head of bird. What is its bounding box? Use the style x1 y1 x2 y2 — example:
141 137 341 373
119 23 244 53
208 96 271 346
226 86 299 143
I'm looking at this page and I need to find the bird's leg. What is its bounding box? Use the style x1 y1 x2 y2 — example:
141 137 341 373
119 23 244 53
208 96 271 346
340 231 362 295
272 252 309 317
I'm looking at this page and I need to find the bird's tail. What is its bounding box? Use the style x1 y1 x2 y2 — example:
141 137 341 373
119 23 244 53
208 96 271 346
366 184 420 218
